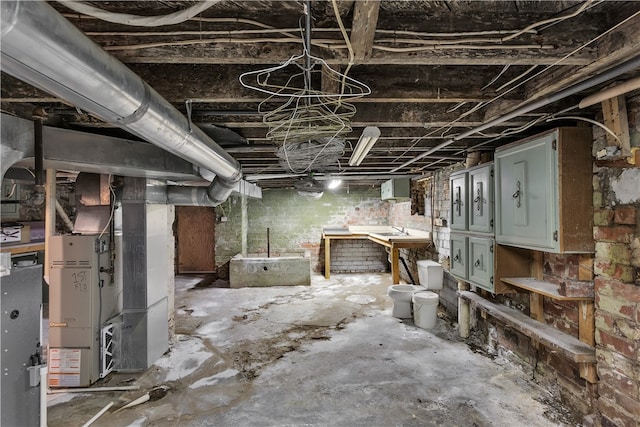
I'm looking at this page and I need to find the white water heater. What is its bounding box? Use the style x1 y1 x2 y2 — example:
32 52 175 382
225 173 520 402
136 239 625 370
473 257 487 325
48 235 121 387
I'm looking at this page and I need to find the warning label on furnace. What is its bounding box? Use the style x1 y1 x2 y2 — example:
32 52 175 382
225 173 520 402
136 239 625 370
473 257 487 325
48 348 81 387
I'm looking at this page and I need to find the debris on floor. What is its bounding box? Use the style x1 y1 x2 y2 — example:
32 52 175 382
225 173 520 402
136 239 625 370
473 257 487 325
47 273 579 426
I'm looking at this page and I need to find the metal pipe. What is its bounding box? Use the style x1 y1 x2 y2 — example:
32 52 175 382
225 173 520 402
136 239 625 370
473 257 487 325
30 107 46 205
0 0 241 205
267 227 271 258
391 55 640 172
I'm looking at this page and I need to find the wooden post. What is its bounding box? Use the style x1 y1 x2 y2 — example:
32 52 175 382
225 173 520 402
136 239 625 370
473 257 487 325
458 281 470 338
391 245 400 284
530 293 545 322
324 236 331 279
579 301 595 346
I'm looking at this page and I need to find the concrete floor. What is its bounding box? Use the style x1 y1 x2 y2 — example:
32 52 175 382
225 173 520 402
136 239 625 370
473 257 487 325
47 273 577 426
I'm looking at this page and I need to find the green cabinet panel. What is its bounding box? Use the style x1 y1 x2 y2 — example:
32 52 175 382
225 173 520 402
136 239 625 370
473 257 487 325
450 234 468 279
495 128 593 253
495 132 555 249
469 164 494 234
449 171 467 230
381 178 410 200
469 237 494 292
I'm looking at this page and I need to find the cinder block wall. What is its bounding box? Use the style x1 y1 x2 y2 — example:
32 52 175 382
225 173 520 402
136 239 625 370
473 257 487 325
215 187 389 272
329 238 388 273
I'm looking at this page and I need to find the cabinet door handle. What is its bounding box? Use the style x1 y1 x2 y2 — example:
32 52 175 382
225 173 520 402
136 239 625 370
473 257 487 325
473 186 482 212
453 254 460 261
474 259 480 267
512 180 522 208
454 187 462 215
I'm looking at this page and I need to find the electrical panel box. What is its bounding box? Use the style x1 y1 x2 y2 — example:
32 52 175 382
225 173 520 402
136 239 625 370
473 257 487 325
48 235 121 387
495 128 593 253
381 178 410 200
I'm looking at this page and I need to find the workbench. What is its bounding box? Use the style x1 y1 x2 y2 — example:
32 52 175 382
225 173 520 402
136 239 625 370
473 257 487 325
322 226 430 284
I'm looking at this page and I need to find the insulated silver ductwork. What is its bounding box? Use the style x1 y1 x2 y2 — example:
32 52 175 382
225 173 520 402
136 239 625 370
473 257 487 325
0 0 242 205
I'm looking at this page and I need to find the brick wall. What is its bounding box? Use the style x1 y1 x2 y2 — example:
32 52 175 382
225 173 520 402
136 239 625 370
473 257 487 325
389 166 460 315
591 94 640 427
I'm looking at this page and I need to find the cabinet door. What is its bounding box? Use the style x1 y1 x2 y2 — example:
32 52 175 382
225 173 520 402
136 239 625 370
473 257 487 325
381 180 391 200
469 237 494 292
450 173 468 231
469 164 494 233
450 234 468 279
495 132 557 251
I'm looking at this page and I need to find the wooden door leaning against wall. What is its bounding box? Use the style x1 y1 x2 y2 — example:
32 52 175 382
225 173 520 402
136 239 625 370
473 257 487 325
176 206 216 273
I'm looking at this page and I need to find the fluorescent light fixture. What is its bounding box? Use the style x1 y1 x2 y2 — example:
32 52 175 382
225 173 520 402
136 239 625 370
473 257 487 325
349 126 381 166
327 179 342 189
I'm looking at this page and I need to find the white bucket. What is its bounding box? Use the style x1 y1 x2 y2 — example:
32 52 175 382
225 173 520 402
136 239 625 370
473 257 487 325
412 291 439 329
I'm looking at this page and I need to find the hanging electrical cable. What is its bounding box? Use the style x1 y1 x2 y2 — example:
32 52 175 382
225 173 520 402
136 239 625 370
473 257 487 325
58 1 220 27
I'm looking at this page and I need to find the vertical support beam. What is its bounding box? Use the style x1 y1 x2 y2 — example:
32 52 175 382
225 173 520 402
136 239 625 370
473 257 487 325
530 293 545 322
43 168 56 284
458 281 470 338
391 245 400 284
324 236 331 279
321 64 342 95
241 195 248 257
579 301 595 346
350 0 380 61
602 95 631 157
580 362 598 383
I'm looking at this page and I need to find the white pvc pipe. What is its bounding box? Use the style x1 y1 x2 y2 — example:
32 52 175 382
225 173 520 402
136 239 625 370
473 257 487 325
81 402 114 427
579 76 640 108
40 366 47 427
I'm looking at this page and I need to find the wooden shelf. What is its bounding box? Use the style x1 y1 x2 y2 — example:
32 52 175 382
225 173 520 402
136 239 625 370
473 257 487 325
0 242 45 255
459 290 596 383
501 277 593 301
459 291 595 362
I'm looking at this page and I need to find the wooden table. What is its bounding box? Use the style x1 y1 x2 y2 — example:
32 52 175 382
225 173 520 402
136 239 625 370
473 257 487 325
323 232 430 284
0 242 46 255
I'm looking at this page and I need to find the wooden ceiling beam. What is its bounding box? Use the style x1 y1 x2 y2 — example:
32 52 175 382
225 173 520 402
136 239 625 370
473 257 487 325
109 45 593 66
350 0 380 62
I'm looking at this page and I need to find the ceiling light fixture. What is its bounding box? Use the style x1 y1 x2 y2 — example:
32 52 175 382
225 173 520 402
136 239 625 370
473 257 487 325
327 179 342 189
349 126 381 166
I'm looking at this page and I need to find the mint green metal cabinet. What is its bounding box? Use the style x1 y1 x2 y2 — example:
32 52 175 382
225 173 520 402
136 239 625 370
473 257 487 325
381 178 410 200
468 237 494 292
449 171 467 230
468 164 494 234
495 128 593 253
449 234 468 279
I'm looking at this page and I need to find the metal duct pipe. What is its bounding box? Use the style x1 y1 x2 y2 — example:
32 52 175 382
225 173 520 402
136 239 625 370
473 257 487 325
0 0 241 205
391 54 640 172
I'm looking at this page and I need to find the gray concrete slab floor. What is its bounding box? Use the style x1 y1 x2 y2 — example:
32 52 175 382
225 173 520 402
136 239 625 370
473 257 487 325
46 273 577 426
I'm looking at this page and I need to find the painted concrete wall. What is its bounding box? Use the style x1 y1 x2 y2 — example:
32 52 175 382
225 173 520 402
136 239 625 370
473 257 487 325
215 187 390 272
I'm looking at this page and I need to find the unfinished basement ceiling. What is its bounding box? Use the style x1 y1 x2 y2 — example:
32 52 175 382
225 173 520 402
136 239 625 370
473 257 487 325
2 0 640 189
